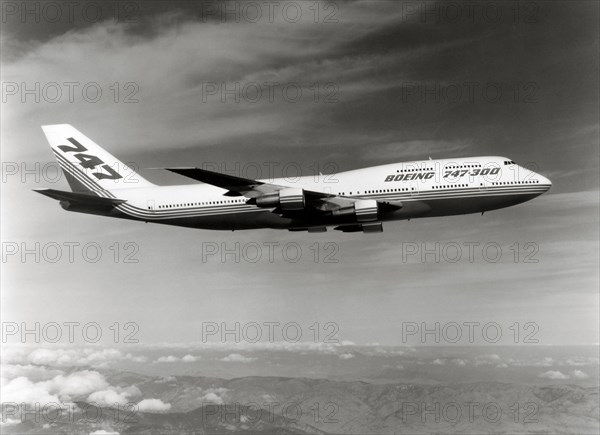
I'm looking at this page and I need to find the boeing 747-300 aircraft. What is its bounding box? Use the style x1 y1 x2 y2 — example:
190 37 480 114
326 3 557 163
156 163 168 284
35 124 552 233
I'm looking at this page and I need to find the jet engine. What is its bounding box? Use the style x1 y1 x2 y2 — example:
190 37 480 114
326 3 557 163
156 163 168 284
255 188 305 210
331 199 379 222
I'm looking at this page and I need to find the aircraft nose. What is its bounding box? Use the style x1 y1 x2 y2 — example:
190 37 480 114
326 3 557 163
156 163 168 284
538 174 552 191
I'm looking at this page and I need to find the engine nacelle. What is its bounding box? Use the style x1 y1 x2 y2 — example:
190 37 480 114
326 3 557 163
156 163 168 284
332 199 378 222
354 199 378 222
255 188 305 210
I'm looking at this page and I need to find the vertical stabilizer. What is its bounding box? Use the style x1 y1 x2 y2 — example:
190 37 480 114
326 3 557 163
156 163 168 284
41 124 154 193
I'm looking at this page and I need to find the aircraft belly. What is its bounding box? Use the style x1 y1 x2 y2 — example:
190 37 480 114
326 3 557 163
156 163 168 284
416 192 541 217
152 210 293 230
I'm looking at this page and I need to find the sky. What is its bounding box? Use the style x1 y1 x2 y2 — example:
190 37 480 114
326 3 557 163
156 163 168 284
1 1 599 348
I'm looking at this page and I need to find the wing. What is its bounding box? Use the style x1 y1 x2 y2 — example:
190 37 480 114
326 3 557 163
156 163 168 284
165 167 286 198
165 167 394 213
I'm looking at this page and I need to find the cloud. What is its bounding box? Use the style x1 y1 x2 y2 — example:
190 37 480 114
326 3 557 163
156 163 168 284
531 357 555 367
87 389 133 407
136 398 172 413
538 370 570 380
4 346 147 368
0 418 21 426
505 356 570 368
474 354 502 366
1 370 108 404
152 354 198 363
220 353 256 363
0 376 61 404
2 9 398 154
339 353 354 360
167 341 341 354
155 355 179 363
155 376 176 383
199 388 229 405
363 346 408 356
89 431 120 435
200 392 224 405
124 353 148 363
0 368 145 410
26 348 82 366
2 0 449 177
571 370 589 380
432 358 445 365
154 354 200 364
0 364 63 381
565 357 600 367
43 370 109 398
87 385 141 406
452 359 467 366
0 341 365 372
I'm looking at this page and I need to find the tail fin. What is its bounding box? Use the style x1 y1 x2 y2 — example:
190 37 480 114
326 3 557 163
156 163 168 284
41 124 154 193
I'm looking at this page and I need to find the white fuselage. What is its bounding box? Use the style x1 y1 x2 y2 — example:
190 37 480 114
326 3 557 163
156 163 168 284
87 156 551 231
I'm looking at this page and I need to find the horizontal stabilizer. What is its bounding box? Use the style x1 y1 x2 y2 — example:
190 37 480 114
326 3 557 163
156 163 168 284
33 189 126 206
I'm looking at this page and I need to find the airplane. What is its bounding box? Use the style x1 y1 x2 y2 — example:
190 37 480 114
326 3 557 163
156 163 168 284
35 124 552 233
